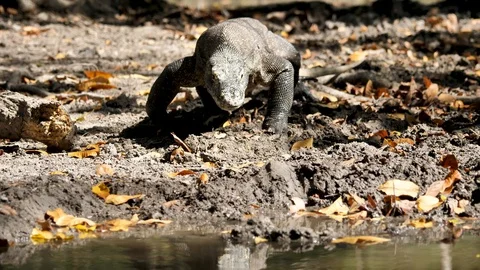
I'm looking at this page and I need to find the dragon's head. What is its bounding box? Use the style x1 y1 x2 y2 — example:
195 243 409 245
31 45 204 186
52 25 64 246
205 54 249 112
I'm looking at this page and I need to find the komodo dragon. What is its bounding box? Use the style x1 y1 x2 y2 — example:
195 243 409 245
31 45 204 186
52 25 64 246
146 17 362 133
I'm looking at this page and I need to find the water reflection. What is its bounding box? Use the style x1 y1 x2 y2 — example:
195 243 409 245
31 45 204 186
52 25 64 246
1 234 479 269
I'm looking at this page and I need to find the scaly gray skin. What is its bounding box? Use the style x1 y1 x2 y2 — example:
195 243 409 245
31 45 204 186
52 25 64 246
147 18 361 133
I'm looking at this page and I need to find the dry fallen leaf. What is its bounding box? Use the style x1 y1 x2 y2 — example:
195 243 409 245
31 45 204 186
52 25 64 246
440 154 459 171
254 237 268 244
22 26 49 36
171 132 192 153
349 51 367 62
84 70 113 80
170 147 185 163
96 164 114 176
408 218 434 228
393 138 415 145
25 149 49 156
55 232 74 241
137 219 172 225
45 208 68 223
68 144 100 159
202 162 218 169
378 180 420 198
198 173 209 185
0 204 17 216
54 52 66 60
302 49 312 60
105 194 144 205
291 138 314 151
442 169 462 195
417 195 442 212
289 197 306 214
167 169 196 178
77 77 116 91
423 76 433 88
163 200 180 208
332 236 390 246
424 83 439 103
30 228 55 243
222 120 232 127
50 171 68 175
92 182 110 199
106 218 135 232
317 197 349 216
425 180 445 197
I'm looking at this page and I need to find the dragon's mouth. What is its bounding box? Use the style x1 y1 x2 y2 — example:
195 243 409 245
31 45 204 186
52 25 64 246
211 89 244 112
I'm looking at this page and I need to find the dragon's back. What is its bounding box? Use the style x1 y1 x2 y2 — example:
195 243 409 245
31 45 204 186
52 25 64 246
195 18 271 61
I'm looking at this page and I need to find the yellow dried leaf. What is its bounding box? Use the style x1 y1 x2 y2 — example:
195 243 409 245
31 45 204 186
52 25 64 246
417 195 442 212
96 164 114 176
317 197 349 216
55 232 74 241
291 137 314 151
137 219 173 225
170 147 185 162
198 173 209 184
30 228 54 243
25 149 49 156
254 237 268 244
104 194 144 205
393 138 415 145
408 218 434 228
77 77 116 91
378 179 419 198
55 53 66 60
79 232 97 239
50 171 67 175
302 49 312 60
83 70 113 80
442 170 461 195
438 93 456 104
68 144 100 159
55 214 76 227
92 182 110 199
73 224 96 232
167 169 196 178
223 120 232 127
106 218 134 232
137 89 151 96
22 26 49 35
349 51 367 62
332 236 390 245
68 217 96 227
424 83 439 103
45 208 67 223
202 162 217 169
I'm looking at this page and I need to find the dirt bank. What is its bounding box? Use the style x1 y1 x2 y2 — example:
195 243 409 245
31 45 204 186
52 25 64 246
0 1 479 264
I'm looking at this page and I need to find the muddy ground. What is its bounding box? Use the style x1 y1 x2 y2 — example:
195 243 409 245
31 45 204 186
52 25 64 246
0 0 480 265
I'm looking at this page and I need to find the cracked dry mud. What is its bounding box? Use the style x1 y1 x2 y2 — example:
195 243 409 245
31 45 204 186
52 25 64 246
0 4 480 262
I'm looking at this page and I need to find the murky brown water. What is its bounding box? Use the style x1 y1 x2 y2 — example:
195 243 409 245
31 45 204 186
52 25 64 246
2 234 479 269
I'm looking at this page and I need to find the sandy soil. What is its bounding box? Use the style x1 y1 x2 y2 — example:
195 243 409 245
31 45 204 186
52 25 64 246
0 1 479 264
